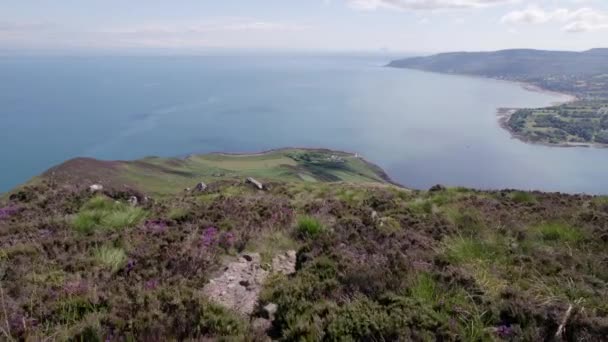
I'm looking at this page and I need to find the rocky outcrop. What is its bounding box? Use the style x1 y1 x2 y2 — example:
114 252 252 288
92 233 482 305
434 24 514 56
202 250 296 315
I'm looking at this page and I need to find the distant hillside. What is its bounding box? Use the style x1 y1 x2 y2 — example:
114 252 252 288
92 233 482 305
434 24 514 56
389 49 608 147
388 49 608 79
31 148 394 196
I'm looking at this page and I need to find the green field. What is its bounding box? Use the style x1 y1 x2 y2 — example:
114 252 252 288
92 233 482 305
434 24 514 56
36 148 394 196
508 100 608 145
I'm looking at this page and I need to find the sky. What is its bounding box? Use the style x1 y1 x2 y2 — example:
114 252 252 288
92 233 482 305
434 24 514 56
1 0 607 54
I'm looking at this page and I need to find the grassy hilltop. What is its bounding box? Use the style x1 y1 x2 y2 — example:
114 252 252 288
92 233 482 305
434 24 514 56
1 149 607 341
34 148 393 196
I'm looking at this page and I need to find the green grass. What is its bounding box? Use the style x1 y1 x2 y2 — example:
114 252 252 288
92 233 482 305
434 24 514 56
168 207 190 221
95 246 127 273
296 216 325 238
534 222 584 243
510 191 538 204
409 273 439 304
408 198 434 215
72 196 147 233
45 149 392 196
443 235 504 265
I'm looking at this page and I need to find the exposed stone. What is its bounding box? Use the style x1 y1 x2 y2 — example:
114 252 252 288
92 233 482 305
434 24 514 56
262 303 278 320
202 251 297 316
202 253 268 315
246 177 264 190
128 196 138 206
272 250 297 275
89 184 103 193
195 182 207 192
429 184 447 192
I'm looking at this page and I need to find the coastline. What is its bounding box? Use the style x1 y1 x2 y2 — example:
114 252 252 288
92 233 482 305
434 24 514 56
385 65 608 148
496 107 608 149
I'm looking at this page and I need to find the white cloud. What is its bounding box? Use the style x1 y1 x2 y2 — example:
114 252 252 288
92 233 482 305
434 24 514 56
348 0 517 11
501 6 608 33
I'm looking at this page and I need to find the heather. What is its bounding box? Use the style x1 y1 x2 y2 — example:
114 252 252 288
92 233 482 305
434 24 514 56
0 152 607 340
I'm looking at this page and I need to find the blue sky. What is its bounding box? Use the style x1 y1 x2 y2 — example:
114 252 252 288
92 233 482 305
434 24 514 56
1 0 607 53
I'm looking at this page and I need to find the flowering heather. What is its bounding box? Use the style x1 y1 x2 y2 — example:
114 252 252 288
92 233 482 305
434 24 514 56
495 325 514 338
219 231 236 250
144 279 159 290
0 205 20 219
201 227 219 247
144 219 168 233
63 280 89 296
126 260 136 273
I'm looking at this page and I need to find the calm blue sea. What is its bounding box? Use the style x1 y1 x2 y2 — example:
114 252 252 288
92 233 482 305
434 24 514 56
1 55 607 194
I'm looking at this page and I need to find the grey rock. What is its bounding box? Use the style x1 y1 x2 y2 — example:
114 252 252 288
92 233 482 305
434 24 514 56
246 177 264 190
89 184 103 193
195 182 207 192
262 303 278 320
202 250 297 316
128 196 138 206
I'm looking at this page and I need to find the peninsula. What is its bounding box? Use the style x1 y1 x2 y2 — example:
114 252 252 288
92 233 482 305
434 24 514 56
389 49 608 146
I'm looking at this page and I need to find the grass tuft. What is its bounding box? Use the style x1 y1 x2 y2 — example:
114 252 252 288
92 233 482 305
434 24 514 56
409 273 439 304
72 196 146 233
297 216 325 238
535 222 584 243
168 207 190 221
95 246 127 273
510 191 537 204
443 235 504 265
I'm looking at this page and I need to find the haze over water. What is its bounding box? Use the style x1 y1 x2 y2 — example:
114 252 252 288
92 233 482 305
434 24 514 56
1 55 606 194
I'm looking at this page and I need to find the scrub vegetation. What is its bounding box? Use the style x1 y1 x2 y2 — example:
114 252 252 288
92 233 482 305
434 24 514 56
0 151 606 341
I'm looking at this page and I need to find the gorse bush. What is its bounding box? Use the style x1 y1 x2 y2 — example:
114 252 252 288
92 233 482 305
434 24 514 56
72 196 146 233
95 246 127 273
297 215 325 238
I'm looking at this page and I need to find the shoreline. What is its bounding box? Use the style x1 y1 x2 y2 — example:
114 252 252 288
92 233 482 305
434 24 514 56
386 65 607 148
497 108 608 149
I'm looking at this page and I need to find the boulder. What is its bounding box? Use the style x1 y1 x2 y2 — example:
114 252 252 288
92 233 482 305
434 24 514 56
128 196 138 206
89 184 104 193
195 182 207 192
246 177 264 190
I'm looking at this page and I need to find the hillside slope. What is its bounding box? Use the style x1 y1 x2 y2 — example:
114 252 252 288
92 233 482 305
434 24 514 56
388 49 608 79
34 148 394 196
1 149 607 340
388 48 608 99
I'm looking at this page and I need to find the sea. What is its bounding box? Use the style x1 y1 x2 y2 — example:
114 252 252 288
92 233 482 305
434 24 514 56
1 54 607 194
